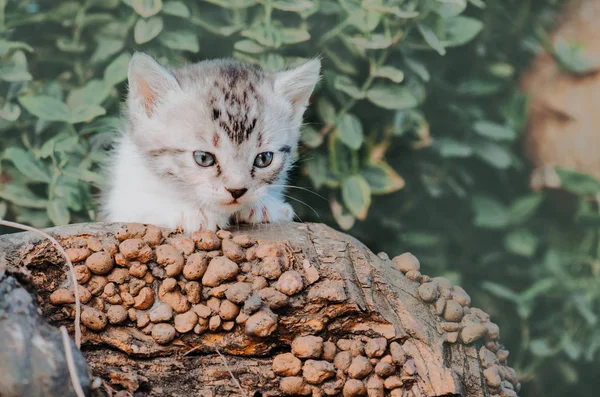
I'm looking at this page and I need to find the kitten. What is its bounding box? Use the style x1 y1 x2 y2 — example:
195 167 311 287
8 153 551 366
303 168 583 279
100 53 320 232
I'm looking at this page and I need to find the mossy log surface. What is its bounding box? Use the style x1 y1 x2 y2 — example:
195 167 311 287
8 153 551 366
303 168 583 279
0 222 519 397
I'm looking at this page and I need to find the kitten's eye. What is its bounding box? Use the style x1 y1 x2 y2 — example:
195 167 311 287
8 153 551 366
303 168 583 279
193 151 216 167
254 152 273 168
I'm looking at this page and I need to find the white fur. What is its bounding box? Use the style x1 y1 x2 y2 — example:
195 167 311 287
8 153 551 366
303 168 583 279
100 54 320 232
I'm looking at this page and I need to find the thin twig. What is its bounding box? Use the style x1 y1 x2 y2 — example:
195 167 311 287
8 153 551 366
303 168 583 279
183 344 202 356
0 220 81 348
60 326 86 397
215 347 248 397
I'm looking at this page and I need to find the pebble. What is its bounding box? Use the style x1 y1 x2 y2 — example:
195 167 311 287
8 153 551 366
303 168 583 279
383 376 403 389
133 287 155 310
403 358 416 376
389 342 406 365
470 307 490 322
232 234 256 248
136 312 150 328
245 309 277 337
272 353 303 376
443 300 464 322
276 271 304 296
155 244 185 277
391 253 420 272
50 288 75 305
334 351 352 372
343 379 367 396
114 253 129 267
366 376 384 397
129 262 148 278
119 239 153 263
222 321 235 331
259 256 283 280
174 311 198 333
216 229 232 239
308 280 347 303
222 238 245 263
374 362 395 377
446 332 459 343
485 322 500 340
365 338 387 358
120 291 135 307
85 252 114 275
242 292 263 314
150 303 173 323
496 349 509 362
440 322 460 332
209 315 222 331
417 282 439 302
202 256 239 287
280 376 311 396
303 360 335 385
225 282 253 304
479 347 498 368
432 277 453 293
74 265 91 284
452 286 471 307
169 236 195 256
183 252 208 280
192 303 212 318
258 287 290 309
219 299 240 320
322 341 337 362
88 276 108 295
81 306 108 331
66 247 91 263
152 323 176 344
347 356 373 379
236 312 249 324
484 366 502 388
86 237 103 252
159 285 190 313
405 270 421 281
322 379 344 396
191 230 221 250
435 297 447 316
252 276 269 290
185 281 202 304
460 323 488 344
107 268 129 284
292 335 324 359
255 243 282 258
107 305 128 324
206 297 221 313
143 225 163 247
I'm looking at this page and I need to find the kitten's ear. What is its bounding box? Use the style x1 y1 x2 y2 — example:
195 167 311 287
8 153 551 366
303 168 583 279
274 59 321 116
127 52 180 117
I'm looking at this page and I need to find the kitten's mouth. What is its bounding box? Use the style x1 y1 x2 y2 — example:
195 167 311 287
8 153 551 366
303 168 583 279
224 200 241 206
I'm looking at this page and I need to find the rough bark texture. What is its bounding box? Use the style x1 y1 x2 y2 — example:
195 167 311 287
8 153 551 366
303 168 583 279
521 0 600 188
0 222 519 397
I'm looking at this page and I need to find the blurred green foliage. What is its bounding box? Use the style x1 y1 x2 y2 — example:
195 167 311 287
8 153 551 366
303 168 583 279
2 0 599 396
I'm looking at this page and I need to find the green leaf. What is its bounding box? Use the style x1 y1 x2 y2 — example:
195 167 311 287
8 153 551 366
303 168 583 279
0 50 32 82
442 16 484 47
508 194 543 224
0 185 47 209
373 66 404 83
418 24 446 55
66 80 112 109
132 0 163 18
330 198 355 230
47 199 70 226
336 113 364 150
435 0 467 17
19 95 71 122
505 229 538 257
473 121 517 140
317 98 336 123
482 281 520 303
300 126 323 148
0 201 6 219
3 147 51 183
0 102 21 122
281 28 310 44
134 16 164 44
159 30 199 52
342 175 371 220
204 0 257 8
367 84 418 110
162 1 190 17
530 339 554 358
472 195 508 228
347 8 382 33
360 162 405 194
334 75 365 99
349 34 392 49
556 168 600 195
521 278 556 301
104 53 132 86
472 140 512 169
436 138 473 157
0 40 34 55
273 0 313 12
70 105 107 124
90 37 125 64
259 53 285 72
241 24 282 48
233 40 265 54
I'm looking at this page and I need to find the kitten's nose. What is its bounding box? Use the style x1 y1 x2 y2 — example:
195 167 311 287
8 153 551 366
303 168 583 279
226 188 248 200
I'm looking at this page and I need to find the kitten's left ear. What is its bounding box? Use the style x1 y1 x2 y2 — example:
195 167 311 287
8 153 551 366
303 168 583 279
274 59 321 116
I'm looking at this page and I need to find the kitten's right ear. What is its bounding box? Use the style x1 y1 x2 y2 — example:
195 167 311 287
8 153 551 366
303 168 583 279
127 52 180 117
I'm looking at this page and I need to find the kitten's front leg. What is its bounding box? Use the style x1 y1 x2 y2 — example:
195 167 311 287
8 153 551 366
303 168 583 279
235 198 294 225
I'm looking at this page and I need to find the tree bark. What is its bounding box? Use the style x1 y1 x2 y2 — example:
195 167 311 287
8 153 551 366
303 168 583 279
0 222 519 397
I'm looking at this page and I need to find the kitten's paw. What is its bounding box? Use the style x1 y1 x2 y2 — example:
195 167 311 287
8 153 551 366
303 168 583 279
235 202 294 224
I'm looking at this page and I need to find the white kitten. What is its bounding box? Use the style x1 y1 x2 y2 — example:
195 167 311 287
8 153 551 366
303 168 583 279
100 53 320 232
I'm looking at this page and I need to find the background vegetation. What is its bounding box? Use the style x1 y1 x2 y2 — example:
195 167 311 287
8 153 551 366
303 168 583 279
2 0 599 395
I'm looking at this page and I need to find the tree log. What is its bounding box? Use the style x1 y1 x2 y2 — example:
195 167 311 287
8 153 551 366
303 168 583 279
0 222 519 397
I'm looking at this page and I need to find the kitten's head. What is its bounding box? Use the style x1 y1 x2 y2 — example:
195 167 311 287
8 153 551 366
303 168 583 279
125 53 320 215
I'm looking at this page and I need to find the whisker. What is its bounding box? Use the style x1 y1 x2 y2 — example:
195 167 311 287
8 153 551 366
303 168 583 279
280 193 321 221
270 184 328 202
